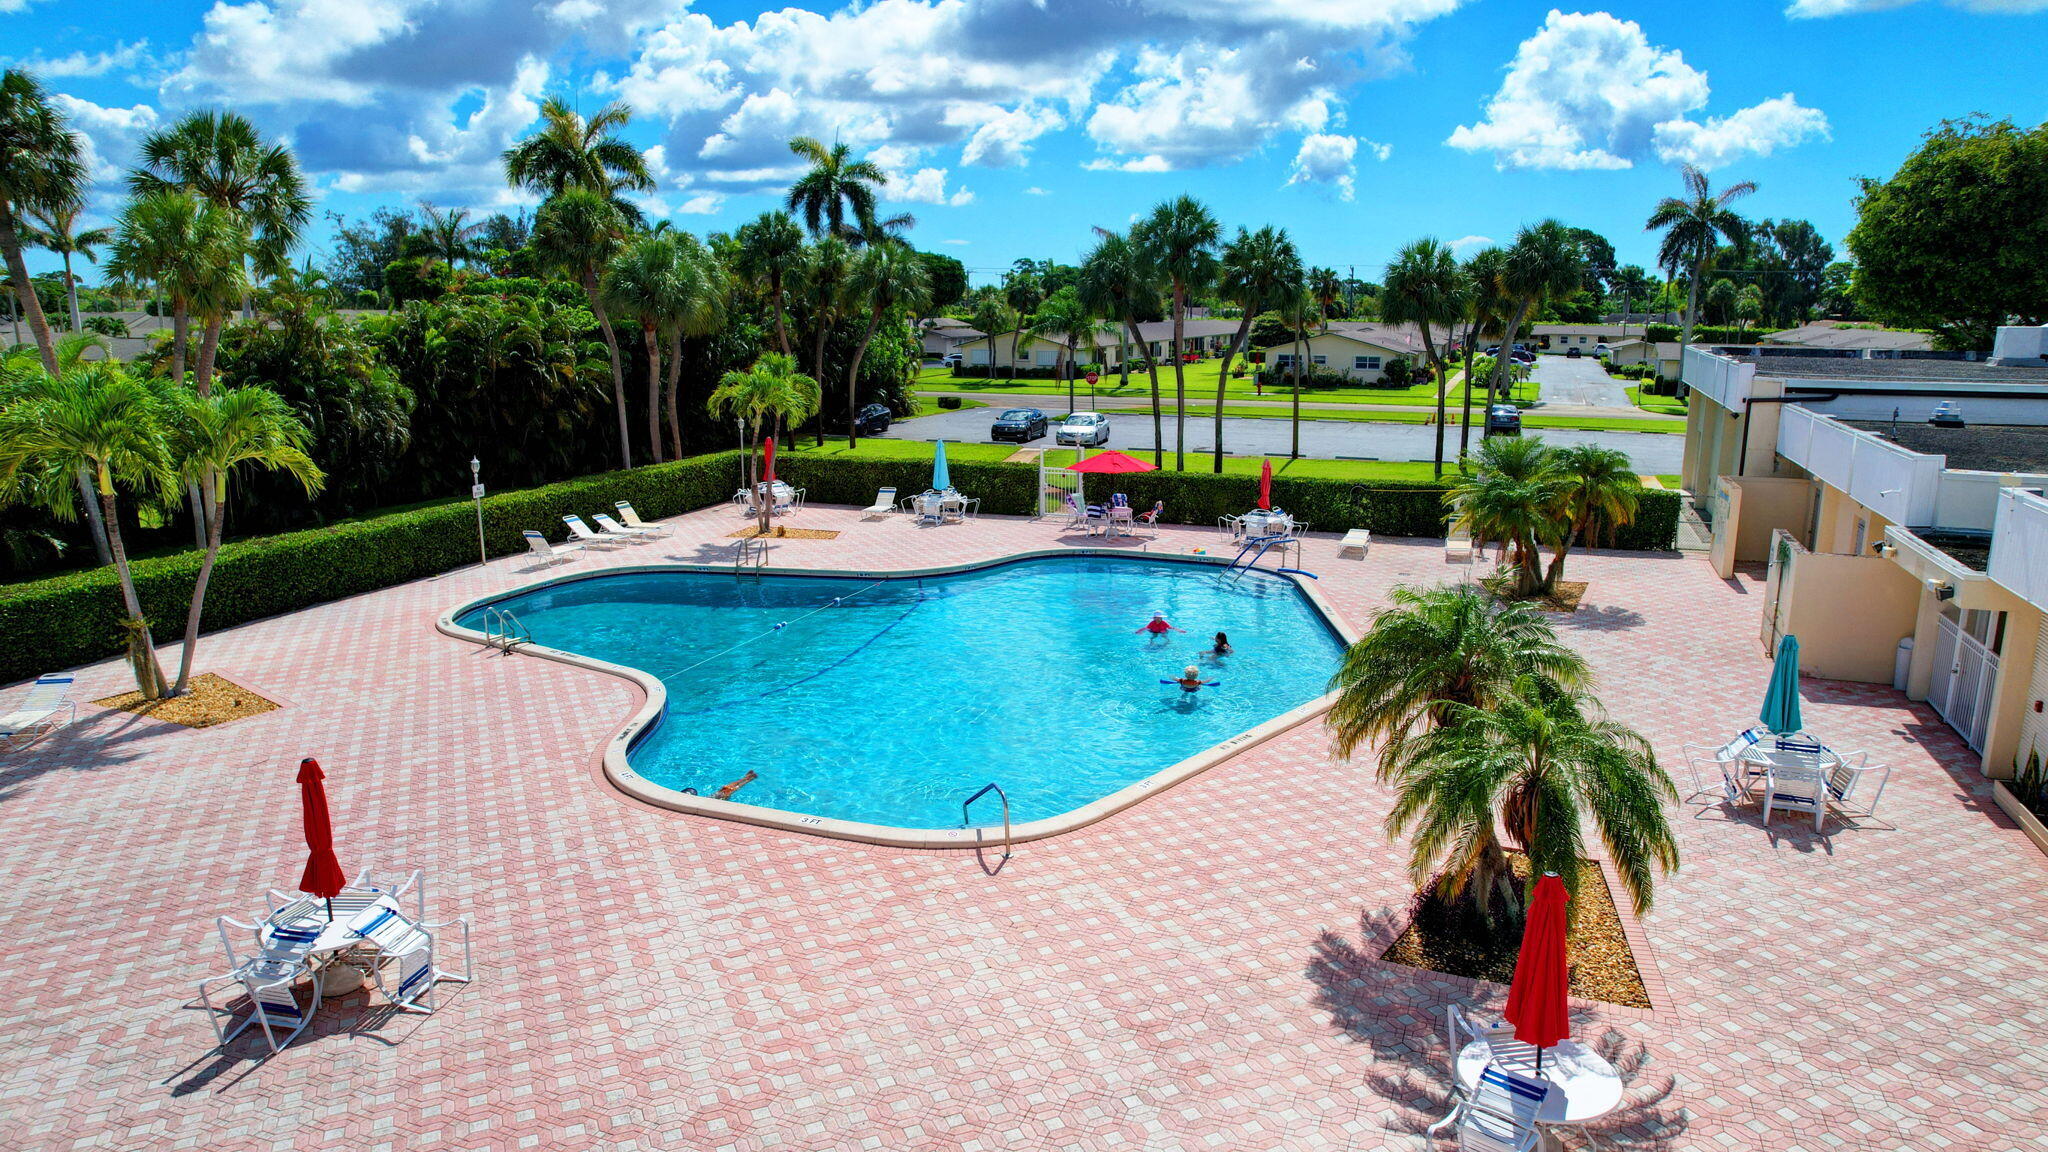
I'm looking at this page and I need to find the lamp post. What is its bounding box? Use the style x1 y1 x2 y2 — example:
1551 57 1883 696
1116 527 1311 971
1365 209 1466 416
470 456 486 567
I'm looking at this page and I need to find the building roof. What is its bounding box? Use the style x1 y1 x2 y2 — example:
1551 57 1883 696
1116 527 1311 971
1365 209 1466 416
1531 323 1631 338
1252 325 1426 358
1725 349 2048 386
925 325 984 342
1845 420 2048 476
1761 322 1934 352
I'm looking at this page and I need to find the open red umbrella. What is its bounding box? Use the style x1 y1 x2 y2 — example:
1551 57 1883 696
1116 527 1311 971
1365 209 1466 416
1505 871 1571 1073
1066 450 1155 474
1257 458 1273 511
296 758 347 919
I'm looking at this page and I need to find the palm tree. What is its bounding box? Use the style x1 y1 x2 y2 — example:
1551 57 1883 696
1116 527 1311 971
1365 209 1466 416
1458 246 1511 461
1134 197 1220 471
1647 164 1756 386
1001 269 1043 383
732 211 805 355
1213 226 1301 470
707 352 820 531
0 362 174 696
800 236 854 444
844 242 929 446
1021 287 1103 414
1734 283 1764 342
965 286 1011 381
503 97 654 223
1078 229 1167 468
1608 264 1655 336
1544 444 1639 589
1451 436 1560 598
1381 239 1470 477
1326 584 1593 917
663 233 727 461
603 231 692 463
532 188 632 468
23 202 111 332
130 109 310 295
107 191 248 397
1307 265 1344 320
416 204 485 269
785 137 886 240
1276 284 1318 460
1487 221 1584 413
169 386 322 695
0 69 86 378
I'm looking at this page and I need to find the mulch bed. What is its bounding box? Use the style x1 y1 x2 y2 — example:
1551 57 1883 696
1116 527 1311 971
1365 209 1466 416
1381 852 1650 1008
725 526 842 540
1541 581 1588 613
93 673 279 729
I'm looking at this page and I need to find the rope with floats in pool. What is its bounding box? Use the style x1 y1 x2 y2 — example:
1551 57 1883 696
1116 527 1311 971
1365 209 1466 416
653 579 889 684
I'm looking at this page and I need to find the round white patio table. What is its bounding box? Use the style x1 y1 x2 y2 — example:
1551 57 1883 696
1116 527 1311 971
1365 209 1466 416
1239 510 1293 539
261 895 399 995
1455 1038 1623 1127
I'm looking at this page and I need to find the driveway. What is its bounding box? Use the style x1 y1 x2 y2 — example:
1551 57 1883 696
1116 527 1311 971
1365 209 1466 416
880 406 1685 473
1531 354 1636 410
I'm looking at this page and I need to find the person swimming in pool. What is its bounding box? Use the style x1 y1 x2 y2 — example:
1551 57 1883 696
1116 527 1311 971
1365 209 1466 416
1170 665 1218 693
1136 612 1186 639
1212 631 1232 655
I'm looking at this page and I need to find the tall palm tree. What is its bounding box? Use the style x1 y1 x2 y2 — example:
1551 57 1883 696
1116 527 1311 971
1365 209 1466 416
1451 436 1560 598
1213 225 1301 470
1307 265 1344 320
1002 268 1043 383
503 97 654 223
416 204 485 269
732 211 805 355
800 236 854 445
1544 444 1639 588
0 69 86 379
0 362 174 696
1021 287 1103 414
532 188 632 468
785 137 886 240
844 242 929 446
130 109 310 293
603 231 692 463
663 233 727 461
1487 220 1584 413
169 386 322 695
1647 164 1756 386
1276 284 1318 460
1134 196 1220 471
1608 264 1655 336
23 202 111 332
1381 239 1470 477
1458 246 1511 462
707 352 820 531
965 286 1011 380
1325 584 1592 917
1078 229 1167 469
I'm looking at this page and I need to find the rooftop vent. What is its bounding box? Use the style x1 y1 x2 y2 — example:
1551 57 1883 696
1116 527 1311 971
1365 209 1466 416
1929 401 1965 428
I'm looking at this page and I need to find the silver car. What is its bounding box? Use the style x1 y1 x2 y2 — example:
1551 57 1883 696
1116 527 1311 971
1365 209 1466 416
1055 412 1111 446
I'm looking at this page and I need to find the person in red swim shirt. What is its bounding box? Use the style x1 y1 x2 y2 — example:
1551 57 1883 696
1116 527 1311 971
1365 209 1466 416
1136 612 1186 639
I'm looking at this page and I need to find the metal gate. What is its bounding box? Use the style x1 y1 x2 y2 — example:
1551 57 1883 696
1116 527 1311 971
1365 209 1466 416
1036 449 1079 517
1931 614 2000 751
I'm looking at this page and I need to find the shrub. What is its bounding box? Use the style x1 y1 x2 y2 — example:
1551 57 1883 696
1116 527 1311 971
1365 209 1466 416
1642 324 1761 344
82 316 129 338
949 365 1071 380
937 395 962 410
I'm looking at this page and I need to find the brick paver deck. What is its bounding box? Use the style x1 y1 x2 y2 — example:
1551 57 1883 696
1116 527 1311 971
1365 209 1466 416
2 503 2044 1151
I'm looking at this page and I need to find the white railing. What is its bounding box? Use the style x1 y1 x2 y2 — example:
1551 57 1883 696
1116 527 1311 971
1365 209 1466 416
1775 404 1941 526
1989 488 2048 610
1684 346 1754 411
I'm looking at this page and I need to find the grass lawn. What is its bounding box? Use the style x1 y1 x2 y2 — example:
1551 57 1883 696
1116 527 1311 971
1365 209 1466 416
1097 404 1681 435
1626 385 1688 416
908 396 984 418
914 364 1473 407
781 436 1452 481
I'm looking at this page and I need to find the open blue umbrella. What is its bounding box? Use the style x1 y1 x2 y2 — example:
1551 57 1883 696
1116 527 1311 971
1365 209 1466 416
1761 634 1804 734
932 439 952 492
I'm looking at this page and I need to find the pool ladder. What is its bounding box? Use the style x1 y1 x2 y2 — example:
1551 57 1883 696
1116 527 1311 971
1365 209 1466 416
734 537 768 576
480 606 530 652
961 782 1013 871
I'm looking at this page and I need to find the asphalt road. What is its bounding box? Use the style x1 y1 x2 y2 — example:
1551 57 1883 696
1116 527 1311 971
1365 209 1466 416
1531 354 1637 408
876 406 1685 472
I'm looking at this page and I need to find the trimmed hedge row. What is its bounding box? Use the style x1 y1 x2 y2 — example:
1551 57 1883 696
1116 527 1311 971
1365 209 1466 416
0 453 742 686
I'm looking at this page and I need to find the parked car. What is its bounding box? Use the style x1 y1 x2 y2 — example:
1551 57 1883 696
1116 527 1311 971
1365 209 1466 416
1564 346 1582 358
1510 349 1537 365
852 403 891 436
1486 404 1522 436
990 407 1049 442
1594 342 1612 359
941 352 963 368
1055 411 1111 447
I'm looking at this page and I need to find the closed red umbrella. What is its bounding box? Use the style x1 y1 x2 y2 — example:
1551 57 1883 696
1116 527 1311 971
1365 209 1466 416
1505 871 1571 1073
296 758 347 918
1257 458 1273 510
762 435 776 488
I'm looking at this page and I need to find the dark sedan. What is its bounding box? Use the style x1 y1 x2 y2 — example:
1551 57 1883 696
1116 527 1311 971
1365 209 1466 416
852 403 892 436
1486 403 1523 436
990 407 1049 442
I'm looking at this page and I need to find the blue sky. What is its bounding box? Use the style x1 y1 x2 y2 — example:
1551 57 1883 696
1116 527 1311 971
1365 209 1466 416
7 0 2047 284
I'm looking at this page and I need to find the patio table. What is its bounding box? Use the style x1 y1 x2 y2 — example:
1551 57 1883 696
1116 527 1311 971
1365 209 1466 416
1238 510 1294 539
1456 1037 1623 1129
261 895 398 994
1735 743 1839 799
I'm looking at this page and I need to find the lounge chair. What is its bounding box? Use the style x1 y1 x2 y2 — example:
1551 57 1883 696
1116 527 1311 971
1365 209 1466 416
1060 494 1087 531
1455 1067 1550 1152
592 513 658 543
1 674 76 751
522 530 581 564
348 902 471 1014
200 917 321 1053
863 487 898 519
1821 753 1891 820
613 502 672 537
560 514 628 549
1339 528 1370 558
1137 500 1165 527
1682 725 1769 799
1763 764 1828 831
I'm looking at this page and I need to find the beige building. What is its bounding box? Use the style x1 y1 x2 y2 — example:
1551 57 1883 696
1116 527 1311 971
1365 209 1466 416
971 319 1241 372
1254 326 1425 384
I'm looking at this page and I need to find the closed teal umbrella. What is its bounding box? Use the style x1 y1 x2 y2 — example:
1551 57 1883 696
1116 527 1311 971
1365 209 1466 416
1761 634 1804 734
932 439 952 492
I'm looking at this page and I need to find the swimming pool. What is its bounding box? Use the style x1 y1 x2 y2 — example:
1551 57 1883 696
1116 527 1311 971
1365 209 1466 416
455 554 1347 834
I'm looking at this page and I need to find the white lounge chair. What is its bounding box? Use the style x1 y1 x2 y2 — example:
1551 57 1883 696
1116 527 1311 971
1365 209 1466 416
1339 528 1371 559
613 502 672 537
1455 1066 1550 1152
1682 725 1769 799
347 902 471 1013
1 674 76 751
863 487 898 519
1763 764 1828 831
201 916 321 1053
561 514 628 549
593 512 658 543
522 529 581 564
1821 753 1891 821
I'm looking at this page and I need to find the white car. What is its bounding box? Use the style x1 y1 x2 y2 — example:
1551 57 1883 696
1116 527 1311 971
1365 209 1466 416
1055 412 1111 446
1593 342 1612 359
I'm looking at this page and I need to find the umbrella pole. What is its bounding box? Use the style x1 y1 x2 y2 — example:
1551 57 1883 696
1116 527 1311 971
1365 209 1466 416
326 896 335 922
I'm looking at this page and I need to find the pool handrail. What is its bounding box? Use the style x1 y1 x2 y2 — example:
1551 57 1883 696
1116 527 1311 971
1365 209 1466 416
961 782 1013 864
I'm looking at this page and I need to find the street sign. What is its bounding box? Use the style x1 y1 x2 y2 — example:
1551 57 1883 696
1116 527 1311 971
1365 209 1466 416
471 484 486 499
1085 372 1098 385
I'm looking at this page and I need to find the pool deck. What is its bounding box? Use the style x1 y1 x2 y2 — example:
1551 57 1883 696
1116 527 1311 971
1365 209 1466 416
2 503 2045 1150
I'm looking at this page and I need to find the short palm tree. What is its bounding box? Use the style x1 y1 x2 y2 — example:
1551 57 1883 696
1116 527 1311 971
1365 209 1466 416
416 204 485 269
105 190 249 396
23 202 111 332
1734 283 1764 341
1213 225 1301 470
799 236 854 443
1308 265 1344 319
1134 196 1220 471
1078 229 1167 468
707 352 820 530
1381 239 1471 478
1452 435 1560 596
662 233 727 461
532 188 631 467
1458 246 1511 460
503 97 654 223
965 286 1011 380
1002 269 1043 383
1647 164 1756 377
1544 444 1639 588
1275 284 1318 459
1608 264 1656 336
844 242 930 446
732 211 805 355
785 137 885 240
0 362 174 696
1487 220 1584 411
0 68 87 378
130 109 310 288
169 386 323 695
1383 677 1679 918
1020 287 1104 414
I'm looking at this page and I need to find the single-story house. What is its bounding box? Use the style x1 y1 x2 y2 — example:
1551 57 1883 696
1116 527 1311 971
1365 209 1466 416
1252 326 1423 384
1530 323 1632 351
1760 321 1934 353
971 318 1243 371
919 318 985 360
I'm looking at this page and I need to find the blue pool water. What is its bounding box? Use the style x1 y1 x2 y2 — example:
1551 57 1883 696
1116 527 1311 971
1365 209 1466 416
460 556 1345 828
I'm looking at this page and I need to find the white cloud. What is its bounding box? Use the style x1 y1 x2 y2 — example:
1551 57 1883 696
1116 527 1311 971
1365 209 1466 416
942 238 969 246
1788 0 2048 15
4 41 154 80
1022 186 1050 196
1285 133 1360 200
51 95 160 187
677 193 724 215
1449 234 1493 252
955 103 1064 168
1447 11 1828 171
0 0 45 12
889 166 974 206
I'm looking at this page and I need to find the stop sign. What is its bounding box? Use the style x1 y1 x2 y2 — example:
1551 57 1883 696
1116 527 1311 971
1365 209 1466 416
1085 372 1099 385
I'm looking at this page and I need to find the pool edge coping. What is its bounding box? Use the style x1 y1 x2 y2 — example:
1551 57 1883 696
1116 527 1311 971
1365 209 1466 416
434 546 1361 849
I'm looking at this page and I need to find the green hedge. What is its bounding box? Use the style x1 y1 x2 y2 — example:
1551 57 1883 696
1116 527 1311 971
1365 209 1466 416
0 453 741 686
1642 324 1759 344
